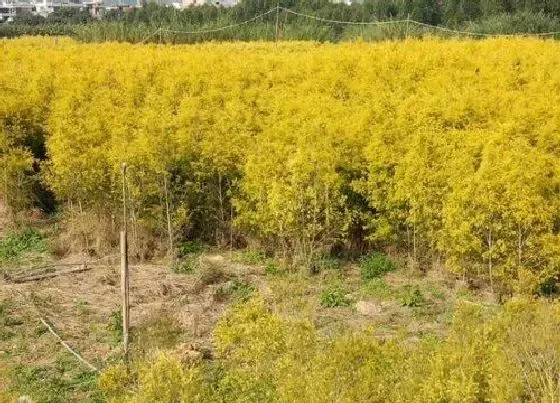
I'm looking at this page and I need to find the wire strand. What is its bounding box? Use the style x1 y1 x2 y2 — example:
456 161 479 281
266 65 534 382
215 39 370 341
409 20 560 37
281 8 560 38
281 8 409 26
138 7 560 41
161 8 277 35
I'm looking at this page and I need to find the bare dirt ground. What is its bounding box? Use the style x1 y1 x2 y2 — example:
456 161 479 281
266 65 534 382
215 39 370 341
0 253 253 367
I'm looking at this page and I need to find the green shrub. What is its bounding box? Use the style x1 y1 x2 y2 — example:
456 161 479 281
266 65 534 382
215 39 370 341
229 279 256 302
264 261 281 276
177 241 202 257
320 288 353 308
359 252 396 280
537 276 559 296
0 228 46 264
97 363 134 399
214 279 256 303
399 285 425 307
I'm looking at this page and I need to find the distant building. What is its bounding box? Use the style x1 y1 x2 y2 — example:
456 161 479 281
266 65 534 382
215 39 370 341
181 0 205 7
34 0 83 17
0 3 35 23
0 0 239 23
82 0 102 17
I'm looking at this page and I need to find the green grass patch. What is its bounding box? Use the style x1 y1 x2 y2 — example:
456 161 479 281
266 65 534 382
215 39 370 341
0 228 46 265
215 278 256 303
360 278 393 300
232 249 267 265
359 252 396 280
320 288 353 308
177 241 203 257
398 284 425 307
264 260 283 276
229 279 256 302
7 360 102 403
107 309 123 344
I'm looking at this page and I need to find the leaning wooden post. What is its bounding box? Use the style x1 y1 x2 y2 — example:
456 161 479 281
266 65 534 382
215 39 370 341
406 14 410 40
121 163 130 367
275 3 280 42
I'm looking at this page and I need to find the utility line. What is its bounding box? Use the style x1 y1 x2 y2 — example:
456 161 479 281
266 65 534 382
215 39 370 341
160 7 276 35
139 6 560 41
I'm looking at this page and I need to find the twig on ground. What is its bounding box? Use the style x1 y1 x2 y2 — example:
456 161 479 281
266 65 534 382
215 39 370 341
39 317 99 372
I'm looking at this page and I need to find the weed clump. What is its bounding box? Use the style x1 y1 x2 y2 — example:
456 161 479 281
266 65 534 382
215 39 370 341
107 309 123 344
214 279 256 303
264 261 281 276
360 252 396 280
233 249 267 265
172 255 200 275
0 228 46 264
320 288 353 308
229 279 256 302
177 241 202 258
399 285 425 307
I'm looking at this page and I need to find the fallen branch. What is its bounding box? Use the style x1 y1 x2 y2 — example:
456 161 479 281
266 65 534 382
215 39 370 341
7 264 91 283
14 263 81 277
39 317 99 372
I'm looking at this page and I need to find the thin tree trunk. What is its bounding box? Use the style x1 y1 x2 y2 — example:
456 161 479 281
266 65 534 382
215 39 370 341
78 200 89 253
3 161 8 206
131 206 138 258
325 184 330 229
488 227 494 294
517 223 523 267
413 221 417 263
229 202 233 256
164 174 173 256
218 172 224 246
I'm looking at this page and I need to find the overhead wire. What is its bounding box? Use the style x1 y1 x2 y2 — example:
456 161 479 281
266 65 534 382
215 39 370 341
138 6 560 42
160 7 276 35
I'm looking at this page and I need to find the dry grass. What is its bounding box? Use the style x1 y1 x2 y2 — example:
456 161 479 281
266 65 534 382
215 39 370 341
0 252 260 401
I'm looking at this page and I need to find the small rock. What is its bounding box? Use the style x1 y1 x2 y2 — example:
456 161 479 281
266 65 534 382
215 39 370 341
356 301 382 316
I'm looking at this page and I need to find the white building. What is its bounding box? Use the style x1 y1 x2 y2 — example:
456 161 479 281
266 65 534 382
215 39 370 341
0 0 239 23
0 3 35 22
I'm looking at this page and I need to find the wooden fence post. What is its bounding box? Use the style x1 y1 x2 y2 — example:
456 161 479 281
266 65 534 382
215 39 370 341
121 231 129 365
121 163 130 366
275 3 280 42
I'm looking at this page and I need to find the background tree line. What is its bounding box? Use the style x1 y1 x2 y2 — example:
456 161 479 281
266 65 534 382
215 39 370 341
2 0 560 42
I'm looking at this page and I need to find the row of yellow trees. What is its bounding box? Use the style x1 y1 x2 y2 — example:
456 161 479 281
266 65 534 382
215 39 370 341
2 37 560 292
